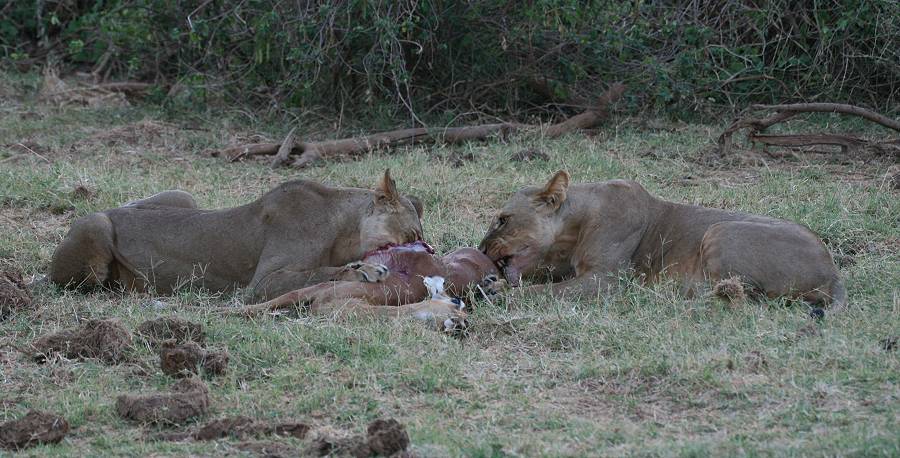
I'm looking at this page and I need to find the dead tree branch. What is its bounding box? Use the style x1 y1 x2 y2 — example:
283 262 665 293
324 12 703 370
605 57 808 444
751 103 900 132
215 83 625 168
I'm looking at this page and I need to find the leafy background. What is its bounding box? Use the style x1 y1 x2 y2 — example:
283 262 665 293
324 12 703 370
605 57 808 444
2 0 898 122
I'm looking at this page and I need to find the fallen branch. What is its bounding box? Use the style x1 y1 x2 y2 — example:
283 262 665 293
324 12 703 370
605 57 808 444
751 103 900 132
718 102 900 155
216 83 625 168
270 126 298 168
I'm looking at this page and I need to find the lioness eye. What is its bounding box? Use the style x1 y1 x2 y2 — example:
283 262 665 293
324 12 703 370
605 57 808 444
496 216 507 228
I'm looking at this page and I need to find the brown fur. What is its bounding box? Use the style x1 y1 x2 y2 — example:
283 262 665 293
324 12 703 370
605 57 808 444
479 171 847 313
49 170 424 301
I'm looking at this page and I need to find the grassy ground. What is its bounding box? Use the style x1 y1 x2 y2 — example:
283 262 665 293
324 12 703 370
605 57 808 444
1 74 898 457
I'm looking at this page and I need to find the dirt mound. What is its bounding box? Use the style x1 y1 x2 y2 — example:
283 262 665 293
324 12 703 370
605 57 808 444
0 410 69 450
0 267 32 320
115 377 209 425
191 416 310 441
366 418 410 456
136 316 206 347
193 416 257 440
159 341 203 378
159 341 229 378
202 349 229 376
310 434 371 458
308 419 410 458
32 319 132 364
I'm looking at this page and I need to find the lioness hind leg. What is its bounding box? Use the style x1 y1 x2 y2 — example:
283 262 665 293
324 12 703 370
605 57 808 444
122 190 197 209
49 213 116 289
700 221 843 309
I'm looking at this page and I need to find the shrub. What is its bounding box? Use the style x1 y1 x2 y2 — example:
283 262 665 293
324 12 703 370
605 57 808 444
2 0 897 120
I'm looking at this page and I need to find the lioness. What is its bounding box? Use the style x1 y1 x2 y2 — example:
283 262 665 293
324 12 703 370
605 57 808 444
50 170 424 301
479 171 847 314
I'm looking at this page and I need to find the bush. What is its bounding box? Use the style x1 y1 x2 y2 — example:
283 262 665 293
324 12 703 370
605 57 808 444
2 0 898 120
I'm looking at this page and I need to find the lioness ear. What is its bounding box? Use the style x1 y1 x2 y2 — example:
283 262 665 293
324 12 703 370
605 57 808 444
406 195 424 219
536 170 569 210
376 169 400 204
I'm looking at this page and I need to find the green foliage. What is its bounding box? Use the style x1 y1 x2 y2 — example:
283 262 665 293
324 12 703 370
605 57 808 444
1 1 898 119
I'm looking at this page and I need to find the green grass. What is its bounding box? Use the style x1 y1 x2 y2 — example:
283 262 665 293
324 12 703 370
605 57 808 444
1 81 898 457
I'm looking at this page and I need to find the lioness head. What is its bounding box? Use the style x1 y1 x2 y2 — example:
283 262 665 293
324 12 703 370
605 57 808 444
360 169 425 253
478 170 570 286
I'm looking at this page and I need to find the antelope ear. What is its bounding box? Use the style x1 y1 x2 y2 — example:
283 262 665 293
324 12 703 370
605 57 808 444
406 195 424 219
536 170 570 210
375 169 400 204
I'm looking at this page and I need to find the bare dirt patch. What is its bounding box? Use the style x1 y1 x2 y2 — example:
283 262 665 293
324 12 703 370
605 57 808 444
31 318 132 364
136 316 206 347
67 120 199 161
0 266 32 320
76 120 178 149
0 410 69 450
115 377 209 425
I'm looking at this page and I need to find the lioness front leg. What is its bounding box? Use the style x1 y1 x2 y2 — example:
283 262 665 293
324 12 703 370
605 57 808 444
249 265 349 301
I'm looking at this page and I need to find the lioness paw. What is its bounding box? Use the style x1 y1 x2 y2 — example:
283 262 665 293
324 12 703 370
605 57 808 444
476 274 508 300
340 262 390 283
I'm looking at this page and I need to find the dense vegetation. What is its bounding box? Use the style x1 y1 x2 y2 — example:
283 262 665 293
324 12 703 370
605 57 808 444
2 1 897 121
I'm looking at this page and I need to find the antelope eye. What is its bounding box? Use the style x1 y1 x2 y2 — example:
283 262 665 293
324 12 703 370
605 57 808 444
496 216 508 228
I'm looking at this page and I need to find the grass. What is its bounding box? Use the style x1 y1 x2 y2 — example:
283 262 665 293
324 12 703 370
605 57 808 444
1 75 898 457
